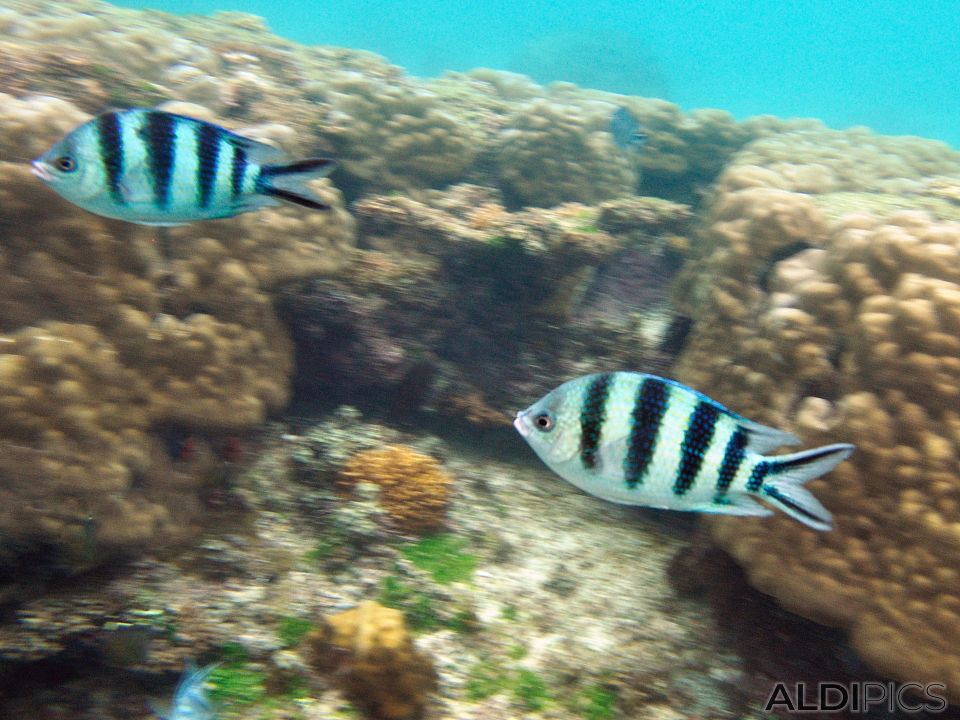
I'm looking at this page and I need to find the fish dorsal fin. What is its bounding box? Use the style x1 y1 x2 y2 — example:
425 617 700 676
230 133 288 165
738 419 801 454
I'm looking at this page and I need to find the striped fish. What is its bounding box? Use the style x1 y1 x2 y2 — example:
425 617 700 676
514 372 854 531
31 109 333 225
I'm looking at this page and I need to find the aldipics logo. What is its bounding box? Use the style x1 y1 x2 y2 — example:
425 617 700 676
763 682 949 714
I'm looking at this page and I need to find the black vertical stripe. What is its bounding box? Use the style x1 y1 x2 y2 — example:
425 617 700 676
231 143 248 199
673 401 720 496
196 122 221 209
96 112 124 204
622 377 668 488
579 373 613 470
143 111 176 208
747 460 770 491
714 428 747 500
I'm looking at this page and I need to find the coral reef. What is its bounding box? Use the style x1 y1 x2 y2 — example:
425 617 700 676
493 97 637 208
8 1 959 717
339 446 452 534
280 184 691 422
307 600 437 720
0 94 355 574
0 0 807 206
323 73 486 193
672 127 960 701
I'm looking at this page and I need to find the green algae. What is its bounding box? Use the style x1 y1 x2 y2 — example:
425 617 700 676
277 615 314 647
507 643 528 659
208 663 267 707
466 660 551 712
573 685 619 720
401 534 476 584
465 660 509 701
379 576 442 631
500 603 519 621
513 669 550 711
306 535 340 563
380 575 479 633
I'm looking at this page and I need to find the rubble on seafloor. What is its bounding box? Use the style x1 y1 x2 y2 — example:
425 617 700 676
0 408 855 720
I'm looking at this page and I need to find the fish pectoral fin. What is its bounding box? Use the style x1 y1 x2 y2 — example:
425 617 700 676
689 494 775 517
117 163 157 205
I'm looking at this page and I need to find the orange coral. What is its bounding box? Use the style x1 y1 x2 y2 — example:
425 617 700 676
306 600 437 720
339 445 452 533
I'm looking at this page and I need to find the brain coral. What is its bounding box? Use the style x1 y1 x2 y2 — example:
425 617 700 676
339 445 452 534
324 73 486 192
494 97 637 208
673 127 960 700
0 95 354 572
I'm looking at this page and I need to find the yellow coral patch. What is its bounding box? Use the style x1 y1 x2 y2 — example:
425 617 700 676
306 600 437 720
339 445 452 534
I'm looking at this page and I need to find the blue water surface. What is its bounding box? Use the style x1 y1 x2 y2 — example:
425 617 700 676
115 0 960 148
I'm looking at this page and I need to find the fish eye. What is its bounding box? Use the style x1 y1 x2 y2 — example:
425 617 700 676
54 155 77 173
533 412 554 432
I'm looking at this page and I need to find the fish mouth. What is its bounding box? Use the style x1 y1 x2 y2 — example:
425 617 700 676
513 411 531 438
30 160 53 182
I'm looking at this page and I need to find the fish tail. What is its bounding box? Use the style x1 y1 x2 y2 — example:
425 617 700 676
757 443 854 531
257 158 334 210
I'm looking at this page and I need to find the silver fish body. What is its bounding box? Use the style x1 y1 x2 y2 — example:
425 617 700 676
514 372 854 531
160 662 218 720
32 109 333 226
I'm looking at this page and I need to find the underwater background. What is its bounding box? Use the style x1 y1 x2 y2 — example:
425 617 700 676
3 0 960 718
111 0 960 148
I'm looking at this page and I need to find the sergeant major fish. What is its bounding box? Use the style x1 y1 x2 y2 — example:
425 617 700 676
155 662 219 720
514 372 854 530
31 109 334 225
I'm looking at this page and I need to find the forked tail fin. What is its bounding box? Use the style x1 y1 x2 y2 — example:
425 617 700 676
258 158 335 210
759 443 855 531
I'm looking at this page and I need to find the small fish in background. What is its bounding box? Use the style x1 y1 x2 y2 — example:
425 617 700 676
608 105 648 152
99 621 154 668
31 108 334 225
514 372 854 530
154 662 219 720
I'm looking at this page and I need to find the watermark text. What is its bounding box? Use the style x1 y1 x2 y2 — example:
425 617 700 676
763 681 948 714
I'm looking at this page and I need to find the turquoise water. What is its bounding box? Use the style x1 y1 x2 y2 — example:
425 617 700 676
117 0 960 147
